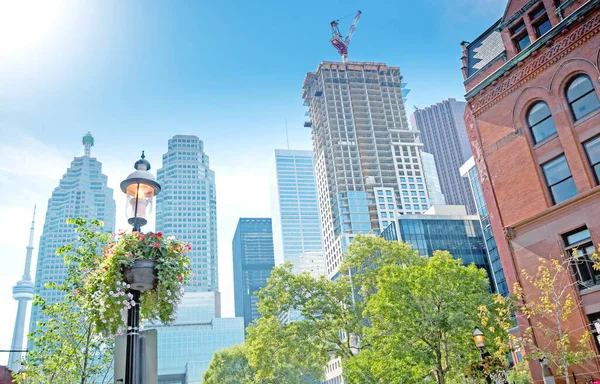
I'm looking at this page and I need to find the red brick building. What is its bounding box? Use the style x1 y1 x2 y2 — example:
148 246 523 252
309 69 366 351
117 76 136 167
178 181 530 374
0 366 15 384
461 0 600 381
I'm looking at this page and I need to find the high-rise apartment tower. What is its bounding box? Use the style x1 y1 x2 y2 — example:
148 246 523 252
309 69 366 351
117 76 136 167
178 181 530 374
302 61 430 277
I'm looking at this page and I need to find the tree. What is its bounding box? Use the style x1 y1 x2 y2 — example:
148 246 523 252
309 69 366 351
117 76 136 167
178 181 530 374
514 257 594 384
14 218 113 384
202 345 256 384
354 251 494 384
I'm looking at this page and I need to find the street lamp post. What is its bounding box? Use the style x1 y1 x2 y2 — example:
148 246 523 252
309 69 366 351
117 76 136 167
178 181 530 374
473 327 492 384
120 152 161 384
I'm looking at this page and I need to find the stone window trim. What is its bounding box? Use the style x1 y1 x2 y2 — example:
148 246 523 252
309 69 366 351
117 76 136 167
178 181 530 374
526 100 558 145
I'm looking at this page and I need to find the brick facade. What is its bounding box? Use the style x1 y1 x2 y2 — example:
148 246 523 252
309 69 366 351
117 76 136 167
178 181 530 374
462 0 600 382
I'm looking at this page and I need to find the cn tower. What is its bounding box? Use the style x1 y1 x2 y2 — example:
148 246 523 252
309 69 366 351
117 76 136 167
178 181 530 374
7 206 36 372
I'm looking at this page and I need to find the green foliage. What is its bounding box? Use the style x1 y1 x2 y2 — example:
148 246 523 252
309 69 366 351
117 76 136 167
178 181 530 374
203 236 503 384
14 218 113 384
202 345 257 384
507 361 533 384
354 251 492 384
81 230 192 335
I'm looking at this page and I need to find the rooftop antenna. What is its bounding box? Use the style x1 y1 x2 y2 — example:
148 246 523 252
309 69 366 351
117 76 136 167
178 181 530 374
285 118 290 150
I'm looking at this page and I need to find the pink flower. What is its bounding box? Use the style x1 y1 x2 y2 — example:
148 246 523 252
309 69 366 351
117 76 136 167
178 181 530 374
178 275 183 282
156 232 163 238
152 242 161 248
74 289 79 294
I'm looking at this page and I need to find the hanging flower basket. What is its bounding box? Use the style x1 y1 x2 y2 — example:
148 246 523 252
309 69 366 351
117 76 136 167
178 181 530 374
124 258 157 292
77 231 192 336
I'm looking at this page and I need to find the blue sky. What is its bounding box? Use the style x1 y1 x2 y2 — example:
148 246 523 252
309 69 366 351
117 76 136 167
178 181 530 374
0 0 506 354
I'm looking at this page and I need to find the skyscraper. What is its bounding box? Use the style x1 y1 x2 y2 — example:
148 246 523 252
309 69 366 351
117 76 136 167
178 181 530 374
460 157 508 296
302 61 431 277
156 135 218 294
8 207 36 371
270 149 323 271
410 98 476 213
29 133 116 335
153 135 244 383
232 218 275 328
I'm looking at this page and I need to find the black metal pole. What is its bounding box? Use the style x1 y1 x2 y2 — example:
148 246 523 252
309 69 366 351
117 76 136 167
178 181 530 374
124 289 140 384
125 190 141 384
480 349 492 384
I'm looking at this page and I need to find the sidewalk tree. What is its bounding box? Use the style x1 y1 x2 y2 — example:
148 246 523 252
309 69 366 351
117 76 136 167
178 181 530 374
14 218 113 384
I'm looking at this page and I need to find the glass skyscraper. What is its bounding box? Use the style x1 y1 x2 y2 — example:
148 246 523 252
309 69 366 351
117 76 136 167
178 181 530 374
29 133 116 335
381 205 496 292
410 98 476 214
156 135 218 294
146 292 244 384
270 149 324 271
232 218 275 328
303 61 431 278
460 157 508 296
154 135 244 382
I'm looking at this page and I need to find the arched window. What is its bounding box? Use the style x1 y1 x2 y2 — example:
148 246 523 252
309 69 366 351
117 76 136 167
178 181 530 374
566 75 600 121
527 101 557 144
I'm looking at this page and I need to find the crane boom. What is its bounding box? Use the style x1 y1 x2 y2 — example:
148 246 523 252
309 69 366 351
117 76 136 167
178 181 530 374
329 10 362 62
344 11 362 46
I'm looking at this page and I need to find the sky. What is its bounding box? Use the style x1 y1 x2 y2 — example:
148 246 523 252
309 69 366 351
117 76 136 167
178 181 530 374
0 0 507 358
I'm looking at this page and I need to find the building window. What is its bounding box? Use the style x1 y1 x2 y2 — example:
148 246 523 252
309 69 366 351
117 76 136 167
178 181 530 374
563 226 598 290
530 6 552 37
584 135 600 184
527 101 557 144
566 75 600 121
511 21 530 52
542 155 577 204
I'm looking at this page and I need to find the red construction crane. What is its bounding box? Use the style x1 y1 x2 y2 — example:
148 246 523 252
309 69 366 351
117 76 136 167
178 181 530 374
330 10 362 62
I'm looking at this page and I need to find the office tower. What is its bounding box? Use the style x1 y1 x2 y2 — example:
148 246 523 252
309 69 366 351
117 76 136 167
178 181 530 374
29 133 116 335
8 208 36 371
154 135 244 382
270 149 324 271
460 157 508 296
421 152 446 206
380 205 495 291
147 292 245 383
232 218 275 328
156 135 218 294
302 61 431 278
410 98 476 214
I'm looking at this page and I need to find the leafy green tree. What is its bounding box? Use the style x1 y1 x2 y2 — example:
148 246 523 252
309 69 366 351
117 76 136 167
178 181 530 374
202 345 256 384
14 218 113 384
353 251 493 384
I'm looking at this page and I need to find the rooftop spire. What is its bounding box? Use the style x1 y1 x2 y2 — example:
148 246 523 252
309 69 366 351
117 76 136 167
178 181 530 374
82 132 94 157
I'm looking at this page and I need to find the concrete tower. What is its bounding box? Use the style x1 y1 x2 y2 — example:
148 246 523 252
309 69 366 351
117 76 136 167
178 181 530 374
8 207 36 371
302 61 431 278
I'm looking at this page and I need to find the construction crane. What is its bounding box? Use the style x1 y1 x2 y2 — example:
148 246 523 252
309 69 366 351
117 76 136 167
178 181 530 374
330 10 362 63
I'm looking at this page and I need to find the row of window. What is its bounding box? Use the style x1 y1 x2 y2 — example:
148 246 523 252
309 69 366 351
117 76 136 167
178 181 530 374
528 74 600 144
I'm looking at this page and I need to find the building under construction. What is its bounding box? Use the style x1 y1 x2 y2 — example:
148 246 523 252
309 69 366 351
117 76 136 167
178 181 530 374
302 61 435 278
